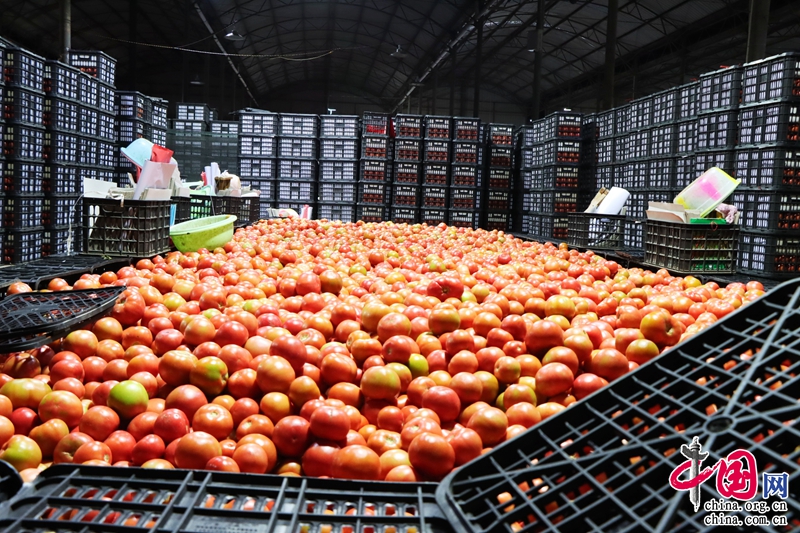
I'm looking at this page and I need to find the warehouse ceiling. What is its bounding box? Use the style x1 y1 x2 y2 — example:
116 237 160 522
0 0 799 118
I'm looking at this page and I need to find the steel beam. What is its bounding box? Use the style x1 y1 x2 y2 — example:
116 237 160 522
745 0 771 62
603 0 618 109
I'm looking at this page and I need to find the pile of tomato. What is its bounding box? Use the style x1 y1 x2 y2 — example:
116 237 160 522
0 218 765 483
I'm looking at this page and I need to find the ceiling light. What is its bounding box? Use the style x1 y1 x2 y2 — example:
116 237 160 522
190 75 204 86
225 29 245 41
526 30 537 53
391 45 408 59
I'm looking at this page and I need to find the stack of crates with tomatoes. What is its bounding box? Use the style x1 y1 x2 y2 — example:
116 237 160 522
168 102 210 185
518 111 582 241
446 117 483 228
236 108 279 218
275 113 318 213
317 114 360 222
69 50 117 188
358 112 392 223
2 42 47 263
732 52 800 279
386 114 420 224
405 115 449 225
481 122 512 231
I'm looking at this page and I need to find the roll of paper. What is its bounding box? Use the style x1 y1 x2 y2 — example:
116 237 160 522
595 187 630 215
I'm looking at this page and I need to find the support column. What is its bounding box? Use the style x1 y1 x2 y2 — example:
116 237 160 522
746 0 771 62
531 1 545 119
449 47 456 116
129 0 138 89
473 0 483 117
603 0 618 109
62 0 71 62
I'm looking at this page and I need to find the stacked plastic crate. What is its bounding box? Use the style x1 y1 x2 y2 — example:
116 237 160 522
356 112 392 222
169 103 210 184
517 125 536 238
275 113 318 213
236 109 279 218
578 113 597 211
482 122 511 231
386 114 419 224
407 115 449 225
733 52 800 279
316 115 360 222
2 44 46 262
674 81 699 189
695 66 742 180
208 119 239 176
441 117 481 228
150 97 168 148
610 104 640 252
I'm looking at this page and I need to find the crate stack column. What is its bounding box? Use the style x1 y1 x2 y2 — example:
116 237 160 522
387 115 420 224
649 87 681 210
694 66 742 180
674 82 699 189
358 112 392 223
578 113 597 212
275 114 318 214
237 109 279 219
150 98 168 148
208 119 239 179
169 103 210 186
2 45 46 263
445 117 483 229
733 52 800 279
401 115 450 225
115 92 153 185
318 115 360 223
622 96 654 235
483 123 513 231
611 104 642 253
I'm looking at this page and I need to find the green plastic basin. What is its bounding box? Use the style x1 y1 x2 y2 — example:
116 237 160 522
170 215 237 253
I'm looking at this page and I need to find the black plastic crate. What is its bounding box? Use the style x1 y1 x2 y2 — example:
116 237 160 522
449 186 481 210
453 117 481 141
489 145 513 167
739 99 800 145
567 212 625 251
97 111 114 141
77 105 98 136
176 102 211 121
274 201 314 213
677 80 700 119
648 157 676 188
77 73 97 107
732 190 800 231
319 137 358 159
209 120 239 135
319 114 359 138
116 91 152 121
42 97 78 132
2 160 43 195
317 202 356 222
487 123 514 145
172 196 191 224
695 148 735 175
69 50 115 85
0 465 451 533
4 85 44 125
596 137 614 164
361 159 392 182
238 109 279 136
615 103 631 135
540 213 570 241
43 130 78 164
151 98 168 129
239 134 277 157
3 123 45 160
357 181 391 205
394 138 421 161
277 180 316 202
390 161 419 184
3 47 44 90
620 160 647 189
651 87 678 124
623 217 644 251
170 119 206 133
362 136 392 159
395 114 423 138
116 118 150 145
649 123 676 156
630 190 673 218
742 51 800 104
319 159 358 181
97 82 114 113
83 197 170 257
644 219 739 273
390 205 419 224
596 110 615 139
169 133 203 159
542 110 583 140
279 113 318 137
3 229 43 263
613 133 628 163
239 157 277 180
674 155 697 188
421 185 448 208
484 210 511 232
541 190 576 214
391 184 419 206
277 159 317 181
534 165 580 189
41 164 77 196
734 144 800 189
189 195 213 219
421 162 449 186
451 141 482 164
675 119 696 154
421 207 447 225
43 60 80 101
699 65 743 111
362 111 390 136
424 115 452 139
737 229 800 278
3 194 44 229
515 126 535 149
356 203 387 222
448 208 480 228
540 140 582 165
629 96 653 129
239 178 274 201
43 195 80 228
696 109 738 149
452 164 483 187
625 129 650 160
318 180 357 203
424 139 450 162
594 164 619 189
485 189 510 211
521 191 540 213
